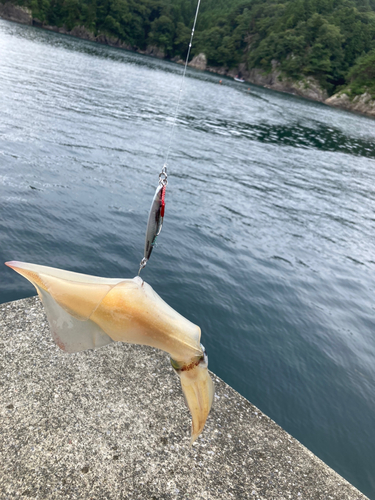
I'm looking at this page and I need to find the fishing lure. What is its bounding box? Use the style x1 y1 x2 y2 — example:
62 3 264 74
139 166 167 275
6 261 214 443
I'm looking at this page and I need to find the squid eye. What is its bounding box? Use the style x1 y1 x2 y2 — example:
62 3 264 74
170 357 182 373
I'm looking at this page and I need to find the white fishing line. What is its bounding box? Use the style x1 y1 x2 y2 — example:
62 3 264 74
163 0 202 169
139 0 202 274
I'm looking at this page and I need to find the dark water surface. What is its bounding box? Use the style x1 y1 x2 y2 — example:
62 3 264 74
1 19 375 497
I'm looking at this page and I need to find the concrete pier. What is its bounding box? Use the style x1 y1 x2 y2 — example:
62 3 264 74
0 297 368 499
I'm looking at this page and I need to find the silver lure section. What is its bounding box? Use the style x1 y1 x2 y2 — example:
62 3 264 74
138 166 167 276
144 184 164 261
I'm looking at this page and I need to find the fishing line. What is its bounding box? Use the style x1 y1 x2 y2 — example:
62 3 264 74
138 0 202 276
164 0 202 168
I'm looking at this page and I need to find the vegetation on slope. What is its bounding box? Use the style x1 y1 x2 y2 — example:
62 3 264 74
3 0 375 96
345 48 375 96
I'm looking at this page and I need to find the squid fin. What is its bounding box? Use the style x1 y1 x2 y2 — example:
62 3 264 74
5 260 126 320
6 261 116 352
37 285 114 353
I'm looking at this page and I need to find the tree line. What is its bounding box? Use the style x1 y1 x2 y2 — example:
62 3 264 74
7 0 375 96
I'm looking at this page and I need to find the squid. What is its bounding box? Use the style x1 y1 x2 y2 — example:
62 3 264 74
5 261 214 444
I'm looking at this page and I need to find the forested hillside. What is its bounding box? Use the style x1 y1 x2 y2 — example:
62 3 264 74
4 0 375 96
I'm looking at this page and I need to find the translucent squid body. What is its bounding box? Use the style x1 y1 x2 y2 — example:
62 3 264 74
6 261 214 444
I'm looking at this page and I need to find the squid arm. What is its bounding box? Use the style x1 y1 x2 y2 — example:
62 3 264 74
5 261 214 443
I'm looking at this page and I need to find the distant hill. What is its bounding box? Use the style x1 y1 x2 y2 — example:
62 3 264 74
2 0 375 98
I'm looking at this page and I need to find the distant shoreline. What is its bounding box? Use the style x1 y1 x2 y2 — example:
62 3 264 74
1 1 374 120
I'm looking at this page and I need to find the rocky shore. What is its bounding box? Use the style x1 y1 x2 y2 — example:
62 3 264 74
1 1 374 119
0 1 31 25
189 55 329 102
0 3 168 55
325 91 375 118
188 54 375 119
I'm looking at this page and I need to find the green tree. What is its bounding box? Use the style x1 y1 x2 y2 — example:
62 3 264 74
148 15 175 54
61 0 81 30
347 48 375 95
174 21 190 57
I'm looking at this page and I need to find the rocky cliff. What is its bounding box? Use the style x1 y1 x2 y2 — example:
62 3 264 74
325 91 375 118
190 55 328 102
190 53 374 118
0 2 31 24
237 64 328 102
188 53 207 71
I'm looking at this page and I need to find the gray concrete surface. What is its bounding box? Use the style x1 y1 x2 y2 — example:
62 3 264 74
0 296 368 499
